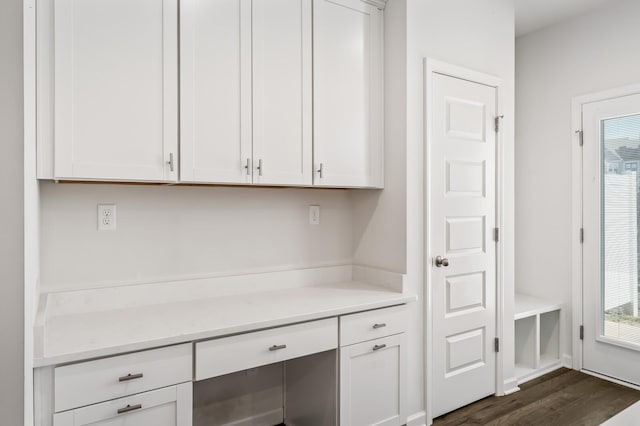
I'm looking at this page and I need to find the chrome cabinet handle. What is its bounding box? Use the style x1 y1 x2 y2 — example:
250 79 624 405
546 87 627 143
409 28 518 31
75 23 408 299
269 344 287 351
167 153 175 172
117 404 142 415
118 373 143 382
256 159 263 176
435 256 449 267
373 344 386 351
244 158 250 175
373 323 387 329
317 163 323 178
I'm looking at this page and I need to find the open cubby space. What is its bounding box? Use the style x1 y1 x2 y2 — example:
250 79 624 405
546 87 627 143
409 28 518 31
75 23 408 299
515 315 537 377
514 293 562 384
540 310 560 367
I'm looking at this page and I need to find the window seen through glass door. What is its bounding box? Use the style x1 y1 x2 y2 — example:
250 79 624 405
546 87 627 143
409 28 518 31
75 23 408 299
602 113 640 344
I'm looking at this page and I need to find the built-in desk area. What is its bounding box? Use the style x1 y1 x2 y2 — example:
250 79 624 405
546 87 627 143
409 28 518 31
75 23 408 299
34 266 415 426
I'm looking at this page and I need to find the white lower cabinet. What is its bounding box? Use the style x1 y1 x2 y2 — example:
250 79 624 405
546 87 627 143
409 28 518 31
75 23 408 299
41 306 410 426
340 334 406 426
339 305 407 426
53 383 192 426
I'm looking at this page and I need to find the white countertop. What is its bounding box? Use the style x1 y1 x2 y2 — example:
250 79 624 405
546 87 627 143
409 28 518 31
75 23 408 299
35 266 415 367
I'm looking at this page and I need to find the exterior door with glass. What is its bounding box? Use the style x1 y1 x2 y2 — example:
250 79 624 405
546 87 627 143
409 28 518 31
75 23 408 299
583 93 640 386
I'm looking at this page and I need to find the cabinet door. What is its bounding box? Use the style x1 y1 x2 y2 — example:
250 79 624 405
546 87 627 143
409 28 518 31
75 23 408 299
180 0 252 184
340 334 406 426
54 0 178 182
313 0 383 188
53 383 192 426
252 0 312 186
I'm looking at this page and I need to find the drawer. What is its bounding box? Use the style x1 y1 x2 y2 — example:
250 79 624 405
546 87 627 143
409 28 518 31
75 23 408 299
195 318 337 381
340 305 408 346
53 383 192 426
55 343 192 413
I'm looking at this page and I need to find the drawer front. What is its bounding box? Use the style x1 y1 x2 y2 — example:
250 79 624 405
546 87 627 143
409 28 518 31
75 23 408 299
195 318 337 381
53 383 192 426
55 343 192 412
340 305 408 346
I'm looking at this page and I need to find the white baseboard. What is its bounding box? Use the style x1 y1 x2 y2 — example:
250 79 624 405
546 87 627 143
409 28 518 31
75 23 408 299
406 411 427 426
502 376 520 395
562 354 573 369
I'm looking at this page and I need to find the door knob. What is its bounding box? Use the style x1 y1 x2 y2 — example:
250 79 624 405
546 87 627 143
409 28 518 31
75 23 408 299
435 256 449 267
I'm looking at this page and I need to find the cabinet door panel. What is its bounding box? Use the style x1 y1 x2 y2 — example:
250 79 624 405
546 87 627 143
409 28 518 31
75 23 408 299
313 0 383 188
180 0 252 184
54 0 178 182
340 334 406 426
252 0 312 186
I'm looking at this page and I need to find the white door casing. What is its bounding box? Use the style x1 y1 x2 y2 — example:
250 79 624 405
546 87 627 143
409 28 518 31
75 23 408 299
427 69 499 418
180 0 252 184
582 93 640 386
252 0 312 186
54 0 178 182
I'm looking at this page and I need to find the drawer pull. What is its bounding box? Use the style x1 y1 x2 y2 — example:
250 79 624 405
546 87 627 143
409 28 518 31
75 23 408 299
269 344 287 351
117 404 142 415
373 323 387 329
118 373 144 382
373 344 387 351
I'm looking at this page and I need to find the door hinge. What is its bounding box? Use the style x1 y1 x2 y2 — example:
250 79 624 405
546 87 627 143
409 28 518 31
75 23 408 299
493 228 500 242
494 115 504 133
579 325 584 340
580 228 584 244
494 337 500 353
576 130 584 146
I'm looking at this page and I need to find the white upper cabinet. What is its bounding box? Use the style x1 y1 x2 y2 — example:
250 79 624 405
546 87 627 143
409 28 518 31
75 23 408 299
252 0 312 186
53 0 178 182
313 0 384 188
40 0 384 188
180 0 252 184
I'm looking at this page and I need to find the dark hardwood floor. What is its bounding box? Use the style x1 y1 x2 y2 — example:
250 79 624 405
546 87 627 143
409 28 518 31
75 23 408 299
433 368 640 426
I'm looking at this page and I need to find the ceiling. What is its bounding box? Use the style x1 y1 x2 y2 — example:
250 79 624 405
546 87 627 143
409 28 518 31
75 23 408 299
515 0 618 37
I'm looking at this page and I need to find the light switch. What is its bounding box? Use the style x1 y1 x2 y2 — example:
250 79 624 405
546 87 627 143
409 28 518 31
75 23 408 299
309 205 320 225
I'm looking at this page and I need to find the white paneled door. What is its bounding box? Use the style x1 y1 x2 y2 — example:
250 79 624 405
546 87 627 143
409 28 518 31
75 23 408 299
582 93 640 386
428 71 498 417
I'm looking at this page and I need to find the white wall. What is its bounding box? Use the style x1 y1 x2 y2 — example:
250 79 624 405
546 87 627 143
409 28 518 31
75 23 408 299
0 0 25 424
516 0 640 361
40 183 353 291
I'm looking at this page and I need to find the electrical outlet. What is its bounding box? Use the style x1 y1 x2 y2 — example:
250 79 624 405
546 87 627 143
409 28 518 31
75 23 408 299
309 205 320 225
97 204 117 231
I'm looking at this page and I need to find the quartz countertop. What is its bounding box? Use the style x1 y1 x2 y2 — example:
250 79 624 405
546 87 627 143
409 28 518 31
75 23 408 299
35 267 415 367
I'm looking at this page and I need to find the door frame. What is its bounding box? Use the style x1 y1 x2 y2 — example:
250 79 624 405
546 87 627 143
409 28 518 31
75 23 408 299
571 84 640 386
423 58 505 423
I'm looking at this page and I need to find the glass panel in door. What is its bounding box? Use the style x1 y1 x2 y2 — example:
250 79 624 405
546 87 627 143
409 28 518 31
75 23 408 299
602 114 640 346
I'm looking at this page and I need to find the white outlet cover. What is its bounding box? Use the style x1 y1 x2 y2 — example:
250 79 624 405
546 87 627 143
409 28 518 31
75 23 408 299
98 204 117 231
309 205 320 225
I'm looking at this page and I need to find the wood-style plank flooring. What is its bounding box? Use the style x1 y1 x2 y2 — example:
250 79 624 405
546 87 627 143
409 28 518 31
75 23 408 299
433 368 640 426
